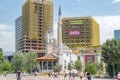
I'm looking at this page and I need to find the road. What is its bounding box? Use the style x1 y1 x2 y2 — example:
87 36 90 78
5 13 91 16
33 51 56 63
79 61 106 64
0 74 117 80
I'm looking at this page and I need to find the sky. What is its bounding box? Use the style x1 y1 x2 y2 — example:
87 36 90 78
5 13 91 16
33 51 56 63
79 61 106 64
0 0 120 52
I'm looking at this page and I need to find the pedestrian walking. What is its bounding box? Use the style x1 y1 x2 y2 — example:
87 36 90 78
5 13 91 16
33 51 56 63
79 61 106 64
16 70 21 80
86 72 91 80
64 72 67 80
48 72 52 77
85 72 88 80
69 72 72 80
23 72 26 77
4 72 7 80
80 72 83 80
54 72 57 78
117 72 120 80
72 71 75 80
34 71 37 76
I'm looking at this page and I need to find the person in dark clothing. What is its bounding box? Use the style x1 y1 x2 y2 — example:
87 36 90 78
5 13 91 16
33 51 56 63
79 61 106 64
69 72 72 80
34 71 37 76
86 72 91 80
64 72 67 80
71 72 75 80
48 72 51 77
4 73 7 77
16 70 21 80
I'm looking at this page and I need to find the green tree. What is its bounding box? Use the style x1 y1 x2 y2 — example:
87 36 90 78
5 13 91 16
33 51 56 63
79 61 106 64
106 63 113 76
85 62 97 74
1 60 11 72
95 60 104 75
0 51 3 73
74 60 82 72
11 52 24 71
99 60 104 71
0 51 3 63
54 63 62 73
102 39 120 77
23 51 37 73
116 63 120 74
68 62 72 70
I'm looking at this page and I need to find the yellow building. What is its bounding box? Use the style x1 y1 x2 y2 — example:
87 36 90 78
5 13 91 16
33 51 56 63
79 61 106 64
62 17 101 53
18 0 53 56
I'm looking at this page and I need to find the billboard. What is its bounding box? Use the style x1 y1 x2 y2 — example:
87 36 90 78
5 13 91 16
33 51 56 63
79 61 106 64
69 20 83 24
68 30 82 36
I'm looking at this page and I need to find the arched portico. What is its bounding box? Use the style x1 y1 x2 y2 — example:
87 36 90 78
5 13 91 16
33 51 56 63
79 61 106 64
37 55 58 73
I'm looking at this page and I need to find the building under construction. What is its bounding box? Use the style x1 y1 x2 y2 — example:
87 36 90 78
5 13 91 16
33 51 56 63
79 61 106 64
62 17 101 53
17 0 53 57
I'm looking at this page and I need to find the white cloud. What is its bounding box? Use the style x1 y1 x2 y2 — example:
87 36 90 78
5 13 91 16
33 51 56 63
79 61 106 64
112 0 120 3
0 24 9 31
94 16 120 44
0 24 15 51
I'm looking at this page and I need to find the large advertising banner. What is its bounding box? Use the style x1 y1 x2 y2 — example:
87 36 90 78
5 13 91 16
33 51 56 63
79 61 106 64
68 30 82 36
69 20 83 24
69 20 84 24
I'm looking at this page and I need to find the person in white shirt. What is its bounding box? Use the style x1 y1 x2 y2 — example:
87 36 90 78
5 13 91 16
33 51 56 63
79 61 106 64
80 72 83 80
117 72 120 80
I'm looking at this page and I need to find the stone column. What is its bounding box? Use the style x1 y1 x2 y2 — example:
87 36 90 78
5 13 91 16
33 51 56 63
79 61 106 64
47 61 48 70
37 62 40 72
41 61 43 72
52 61 53 70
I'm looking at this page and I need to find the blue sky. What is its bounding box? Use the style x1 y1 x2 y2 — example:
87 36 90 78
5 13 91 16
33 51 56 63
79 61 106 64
0 0 120 52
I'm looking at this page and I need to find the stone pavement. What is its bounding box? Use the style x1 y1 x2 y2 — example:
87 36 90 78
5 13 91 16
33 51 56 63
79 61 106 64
0 74 116 80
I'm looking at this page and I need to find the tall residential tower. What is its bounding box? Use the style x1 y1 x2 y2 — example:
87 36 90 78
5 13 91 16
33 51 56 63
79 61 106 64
16 0 53 57
15 16 22 50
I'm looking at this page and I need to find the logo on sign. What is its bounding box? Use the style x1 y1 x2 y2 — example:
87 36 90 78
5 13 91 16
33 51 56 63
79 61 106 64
68 30 81 36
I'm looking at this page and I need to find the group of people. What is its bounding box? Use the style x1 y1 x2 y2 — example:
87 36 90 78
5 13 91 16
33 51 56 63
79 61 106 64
63 71 91 80
48 72 59 78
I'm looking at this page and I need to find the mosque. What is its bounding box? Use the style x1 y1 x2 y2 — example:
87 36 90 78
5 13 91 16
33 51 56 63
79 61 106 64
36 6 101 73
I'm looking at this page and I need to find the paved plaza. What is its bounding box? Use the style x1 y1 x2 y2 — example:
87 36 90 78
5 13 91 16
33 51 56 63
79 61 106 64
0 74 116 80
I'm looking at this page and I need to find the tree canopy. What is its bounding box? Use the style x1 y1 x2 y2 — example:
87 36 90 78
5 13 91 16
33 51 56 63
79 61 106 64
74 60 82 71
23 51 37 73
85 62 97 74
0 51 3 63
11 52 24 71
11 51 37 73
102 39 120 77
68 62 73 70
1 60 11 72
54 63 62 72
102 39 120 64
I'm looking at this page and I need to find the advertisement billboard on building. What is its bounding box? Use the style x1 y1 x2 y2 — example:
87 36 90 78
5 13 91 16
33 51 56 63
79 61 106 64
68 30 82 36
69 20 83 25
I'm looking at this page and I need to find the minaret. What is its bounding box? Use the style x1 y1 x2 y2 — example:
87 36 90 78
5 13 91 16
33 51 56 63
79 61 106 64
57 5 62 55
45 27 53 55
